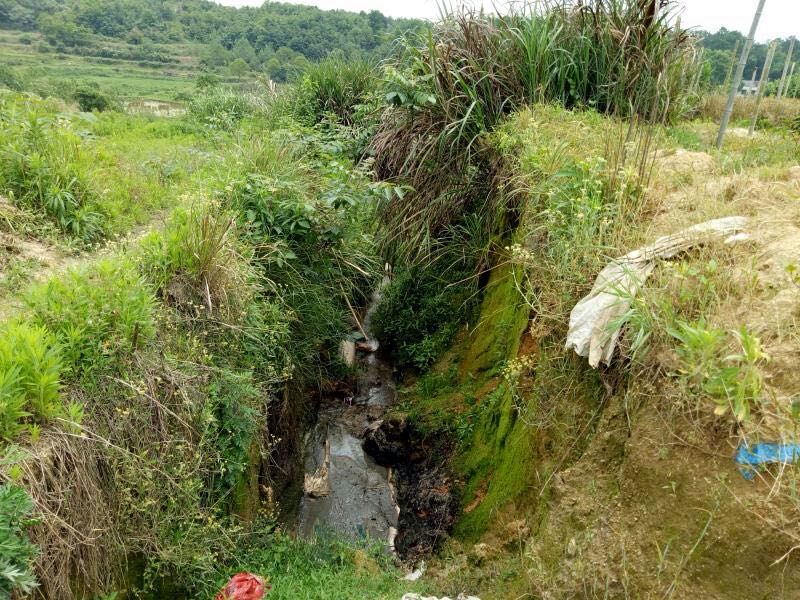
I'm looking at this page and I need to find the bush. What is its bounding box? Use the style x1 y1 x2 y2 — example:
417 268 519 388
73 87 115 112
204 370 261 505
371 254 479 371
25 259 156 381
0 66 23 92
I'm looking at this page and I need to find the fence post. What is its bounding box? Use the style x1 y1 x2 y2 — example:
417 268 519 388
749 41 777 135
716 0 767 149
777 37 796 99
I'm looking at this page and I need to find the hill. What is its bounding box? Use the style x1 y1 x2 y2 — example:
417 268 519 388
0 0 426 100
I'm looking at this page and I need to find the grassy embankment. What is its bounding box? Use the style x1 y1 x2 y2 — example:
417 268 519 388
1 1 800 598
0 83 419 599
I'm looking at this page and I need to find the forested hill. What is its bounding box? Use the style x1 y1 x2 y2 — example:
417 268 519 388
0 0 425 78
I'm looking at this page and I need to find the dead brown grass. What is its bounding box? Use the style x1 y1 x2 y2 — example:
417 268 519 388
699 94 800 128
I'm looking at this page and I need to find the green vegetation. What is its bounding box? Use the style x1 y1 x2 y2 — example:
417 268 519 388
372 1 699 263
0 321 66 441
0 1 799 599
0 0 425 100
0 483 38 596
0 67 386 597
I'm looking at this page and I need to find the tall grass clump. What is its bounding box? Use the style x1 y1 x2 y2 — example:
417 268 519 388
372 0 701 263
293 56 377 126
187 87 269 131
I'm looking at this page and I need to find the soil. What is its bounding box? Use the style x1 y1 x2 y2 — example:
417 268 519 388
363 414 459 560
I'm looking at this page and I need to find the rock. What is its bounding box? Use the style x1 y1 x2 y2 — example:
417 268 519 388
363 414 411 465
403 561 426 581
339 340 356 367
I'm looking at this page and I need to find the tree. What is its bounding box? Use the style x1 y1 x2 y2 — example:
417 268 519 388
227 57 250 77
232 37 258 67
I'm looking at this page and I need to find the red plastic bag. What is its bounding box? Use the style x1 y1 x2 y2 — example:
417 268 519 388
215 572 270 600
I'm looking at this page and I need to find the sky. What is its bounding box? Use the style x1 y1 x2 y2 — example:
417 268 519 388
215 0 798 41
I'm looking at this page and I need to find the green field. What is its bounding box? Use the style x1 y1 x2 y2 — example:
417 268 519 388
0 29 249 100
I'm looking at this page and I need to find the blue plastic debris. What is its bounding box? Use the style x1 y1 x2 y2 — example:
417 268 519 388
735 442 800 480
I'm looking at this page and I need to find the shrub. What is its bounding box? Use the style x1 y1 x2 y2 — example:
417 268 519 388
25 259 156 381
0 66 23 92
73 87 115 112
0 484 38 596
371 249 479 370
204 370 261 505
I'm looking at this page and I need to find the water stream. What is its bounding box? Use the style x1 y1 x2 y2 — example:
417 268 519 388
297 294 400 552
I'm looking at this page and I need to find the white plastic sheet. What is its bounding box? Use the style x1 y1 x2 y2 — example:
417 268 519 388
566 216 749 367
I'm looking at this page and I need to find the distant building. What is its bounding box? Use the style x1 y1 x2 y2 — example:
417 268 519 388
740 79 759 95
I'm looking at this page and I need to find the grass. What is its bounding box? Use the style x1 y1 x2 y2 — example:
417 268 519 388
371 1 700 263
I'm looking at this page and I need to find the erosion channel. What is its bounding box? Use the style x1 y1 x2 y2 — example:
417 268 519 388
297 291 457 561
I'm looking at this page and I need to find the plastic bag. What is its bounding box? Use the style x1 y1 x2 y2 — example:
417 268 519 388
215 573 270 600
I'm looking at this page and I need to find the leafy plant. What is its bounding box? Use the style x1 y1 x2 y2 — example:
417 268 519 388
0 321 65 440
0 102 104 242
204 370 261 505
668 320 768 421
0 484 38 596
25 259 155 380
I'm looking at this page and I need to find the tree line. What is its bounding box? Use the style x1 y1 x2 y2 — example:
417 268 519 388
0 0 426 80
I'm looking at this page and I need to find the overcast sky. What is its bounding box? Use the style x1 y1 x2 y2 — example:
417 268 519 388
215 0 798 41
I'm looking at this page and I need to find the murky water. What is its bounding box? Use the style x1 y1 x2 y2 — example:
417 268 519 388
297 292 400 551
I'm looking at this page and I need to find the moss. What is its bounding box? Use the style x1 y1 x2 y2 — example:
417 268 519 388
460 262 529 378
232 439 262 522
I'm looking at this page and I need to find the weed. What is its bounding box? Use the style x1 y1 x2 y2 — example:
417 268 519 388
0 321 66 440
25 258 155 381
0 484 38 596
0 103 104 242
668 320 768 422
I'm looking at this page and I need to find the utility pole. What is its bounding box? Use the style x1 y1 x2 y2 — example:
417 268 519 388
716 0 766 149
777 37 795 99
723 40 741 91
749 41 777 135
